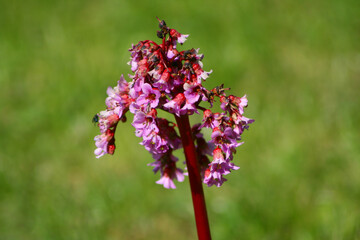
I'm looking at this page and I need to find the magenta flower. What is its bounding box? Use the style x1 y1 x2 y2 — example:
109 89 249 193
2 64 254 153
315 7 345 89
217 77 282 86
170 28 189 45
148 63 164 81
136 83 161 108
97 110 118 133
156 166 185 189
93 19 254 189
183 82 205 104
94 129 115 158
93 19 255 239
105 75 130 118
163 93 186 116
153 68 172 92
132 109 157 138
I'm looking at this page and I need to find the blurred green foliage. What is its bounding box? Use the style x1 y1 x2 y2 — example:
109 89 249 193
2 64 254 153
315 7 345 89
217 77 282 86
1 0 359 239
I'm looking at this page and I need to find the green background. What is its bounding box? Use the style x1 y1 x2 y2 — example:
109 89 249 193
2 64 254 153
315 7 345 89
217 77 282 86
1 0 359 239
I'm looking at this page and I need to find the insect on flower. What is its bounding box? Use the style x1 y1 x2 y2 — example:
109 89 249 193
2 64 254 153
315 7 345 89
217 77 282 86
92 114 99 126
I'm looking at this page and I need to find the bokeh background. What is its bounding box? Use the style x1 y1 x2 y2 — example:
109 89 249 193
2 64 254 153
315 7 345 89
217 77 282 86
1 0 359 239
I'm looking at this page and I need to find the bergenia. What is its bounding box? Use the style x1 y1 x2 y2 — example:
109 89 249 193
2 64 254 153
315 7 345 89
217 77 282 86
93 19 254 190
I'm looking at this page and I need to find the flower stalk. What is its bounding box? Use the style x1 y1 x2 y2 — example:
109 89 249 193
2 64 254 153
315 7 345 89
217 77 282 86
175 114 211 240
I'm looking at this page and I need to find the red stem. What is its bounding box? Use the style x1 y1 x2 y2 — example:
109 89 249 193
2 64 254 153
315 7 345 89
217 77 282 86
175 115 212 240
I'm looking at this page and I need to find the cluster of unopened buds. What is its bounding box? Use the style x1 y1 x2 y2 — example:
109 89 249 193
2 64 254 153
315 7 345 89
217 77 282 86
93 19 254 189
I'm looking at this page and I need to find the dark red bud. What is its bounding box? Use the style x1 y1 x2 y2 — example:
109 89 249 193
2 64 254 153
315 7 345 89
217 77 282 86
108 144 116 155
170 29 179 38
212 127 220 132
220 96 227 103
204 168 211 178
203 109 212 118
192 63 200 71
105 129 114 137
148 108 157 118
173 93 186 105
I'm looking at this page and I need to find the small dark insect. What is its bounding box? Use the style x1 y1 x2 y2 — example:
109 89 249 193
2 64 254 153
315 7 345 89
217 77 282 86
92 114 99 126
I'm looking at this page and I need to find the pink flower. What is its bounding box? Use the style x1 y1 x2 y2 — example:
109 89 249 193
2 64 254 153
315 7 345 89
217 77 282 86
94 129 115 158
184 83 204 104
136 83 161 108
132 108 158 138
180 100 198 115
212 147 226 164
163 93 186 116
166 45 179 59
148 64 164 81
93 19 254 188
153 68 172 92
204 148 240 187
105 75 130 117
97 110 120 133
192 63 212 83
156 166 185 189
170 29 189 45
199 110 222 129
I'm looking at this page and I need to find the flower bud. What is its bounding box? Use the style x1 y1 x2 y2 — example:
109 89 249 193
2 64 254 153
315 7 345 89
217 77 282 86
107 114 120 127
108 143 116 155
170 29 179 38
203 109 213 119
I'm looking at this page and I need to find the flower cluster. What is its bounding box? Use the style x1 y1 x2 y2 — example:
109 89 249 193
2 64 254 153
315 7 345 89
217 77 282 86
93 19 253 188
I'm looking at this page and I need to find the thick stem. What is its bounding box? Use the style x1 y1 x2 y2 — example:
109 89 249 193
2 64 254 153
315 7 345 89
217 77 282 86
175 115 212 240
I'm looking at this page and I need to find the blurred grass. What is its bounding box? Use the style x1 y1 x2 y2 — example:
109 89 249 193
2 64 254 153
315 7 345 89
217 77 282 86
1 0 359 239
